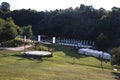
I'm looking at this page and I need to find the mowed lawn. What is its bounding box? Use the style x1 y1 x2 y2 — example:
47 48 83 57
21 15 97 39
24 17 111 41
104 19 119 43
0 45 120 80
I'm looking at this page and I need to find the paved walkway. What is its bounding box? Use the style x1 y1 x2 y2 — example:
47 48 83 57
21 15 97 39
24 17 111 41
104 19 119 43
0 45 32 51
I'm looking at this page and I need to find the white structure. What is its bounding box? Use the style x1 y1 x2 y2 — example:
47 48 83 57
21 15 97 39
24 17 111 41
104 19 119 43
53 37 55 44
114 68 117 71
24 51 52 56
78 48 111 60
38 35 41 42
24 36 26 42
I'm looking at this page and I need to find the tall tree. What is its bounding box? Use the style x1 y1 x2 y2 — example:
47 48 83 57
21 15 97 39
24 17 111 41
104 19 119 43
0 2 10 12
111 47 120 65
95 33 109 51
0 18 20 42
22 25 33 38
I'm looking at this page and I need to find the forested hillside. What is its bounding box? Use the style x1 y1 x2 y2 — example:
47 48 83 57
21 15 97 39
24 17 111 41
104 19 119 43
0 3 120 48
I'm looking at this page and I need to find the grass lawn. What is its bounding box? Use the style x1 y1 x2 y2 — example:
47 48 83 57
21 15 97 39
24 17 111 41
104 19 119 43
0 45 120 80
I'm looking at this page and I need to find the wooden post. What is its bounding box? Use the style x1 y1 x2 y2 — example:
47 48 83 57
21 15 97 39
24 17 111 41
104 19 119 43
101 52 104 71
24 42 26 52
24 35 26 52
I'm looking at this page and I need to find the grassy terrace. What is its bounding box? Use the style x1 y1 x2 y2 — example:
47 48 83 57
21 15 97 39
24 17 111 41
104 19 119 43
0 45 120 80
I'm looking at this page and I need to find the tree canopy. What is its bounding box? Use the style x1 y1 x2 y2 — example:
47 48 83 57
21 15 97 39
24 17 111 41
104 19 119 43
0 17 33 42
0 18 21 42
0 3 120 48
22 25 33 38
0 2 10 12
0 2 120 65
111 47 120 65
95 33 109 51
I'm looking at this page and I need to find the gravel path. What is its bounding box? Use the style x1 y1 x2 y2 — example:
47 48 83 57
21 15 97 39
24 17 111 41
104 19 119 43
0 45 32 51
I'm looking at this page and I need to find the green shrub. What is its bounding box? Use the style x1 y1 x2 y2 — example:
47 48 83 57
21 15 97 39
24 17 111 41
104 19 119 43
0 39 24 47
111 47 120 65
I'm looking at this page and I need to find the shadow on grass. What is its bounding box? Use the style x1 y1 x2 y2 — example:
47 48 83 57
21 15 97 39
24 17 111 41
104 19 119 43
12 54 43 61
112 72 120 80
55 45 91 59
54 45 112 70
0 52 11 57
12 53 53 62
55 45 108 62
67 61 111 70
0 54 9 57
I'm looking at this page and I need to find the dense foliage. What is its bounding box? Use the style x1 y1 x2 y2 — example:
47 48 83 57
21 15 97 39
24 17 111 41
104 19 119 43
95 33 110 51
0 17 32 43
0 2 120 66
0 2 10 12
111 47 120 65
0 18 21 42
0 39 24 47
0 3 120 48
22 25 32 38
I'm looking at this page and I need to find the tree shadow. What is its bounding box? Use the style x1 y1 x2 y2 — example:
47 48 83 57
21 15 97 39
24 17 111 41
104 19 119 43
12 54 43 61
12 53 53 62
112 72 120 80
54 45 111 70
55 45 91 59
0 52 10 57
0 54 9 57
55 45 109 62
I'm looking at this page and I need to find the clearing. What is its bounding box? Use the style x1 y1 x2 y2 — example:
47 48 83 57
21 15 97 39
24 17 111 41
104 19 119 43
0 45 119 80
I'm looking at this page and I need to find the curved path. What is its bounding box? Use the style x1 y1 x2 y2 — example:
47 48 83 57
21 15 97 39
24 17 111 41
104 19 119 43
0 45 32 51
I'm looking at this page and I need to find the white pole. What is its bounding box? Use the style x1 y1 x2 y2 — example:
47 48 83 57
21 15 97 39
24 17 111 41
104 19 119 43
53 37 55 44
38 35 41 42
24 35 26 42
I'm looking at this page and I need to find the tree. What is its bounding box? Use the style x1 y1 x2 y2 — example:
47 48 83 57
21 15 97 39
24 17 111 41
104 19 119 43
6 17 23 35
0 2 10 12
0 24 17 41
95 33 109 51
1 3 120 49
111 47 120 65
22 25 33 38
0 18 21 42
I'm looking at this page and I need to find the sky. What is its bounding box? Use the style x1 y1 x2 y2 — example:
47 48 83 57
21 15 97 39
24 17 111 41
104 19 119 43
0 0 120 11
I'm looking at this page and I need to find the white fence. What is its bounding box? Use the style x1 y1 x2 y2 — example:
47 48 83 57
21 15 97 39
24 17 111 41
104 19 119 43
56 38 94 48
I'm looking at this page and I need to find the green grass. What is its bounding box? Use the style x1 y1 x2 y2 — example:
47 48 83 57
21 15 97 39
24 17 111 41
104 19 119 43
0 45 120 80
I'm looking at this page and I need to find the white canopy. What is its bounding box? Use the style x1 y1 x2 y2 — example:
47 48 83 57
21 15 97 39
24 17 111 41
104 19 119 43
78 48 111 60
24 51 52 56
